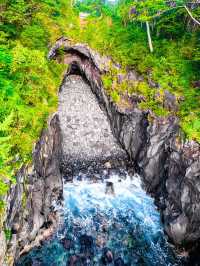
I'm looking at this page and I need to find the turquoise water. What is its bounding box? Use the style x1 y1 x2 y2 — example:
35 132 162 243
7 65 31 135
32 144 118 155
16 171 182 266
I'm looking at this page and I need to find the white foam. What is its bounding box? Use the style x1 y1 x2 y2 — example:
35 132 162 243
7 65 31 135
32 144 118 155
63 174 160 234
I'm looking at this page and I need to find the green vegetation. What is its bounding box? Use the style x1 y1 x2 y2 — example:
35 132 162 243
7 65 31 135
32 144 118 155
4 228 12 241
0 0 200 219
75 0 200 140
0 0 80 216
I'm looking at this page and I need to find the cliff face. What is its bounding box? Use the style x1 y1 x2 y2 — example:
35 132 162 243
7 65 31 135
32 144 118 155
1 114 63 265
1 40 199 265
49 38 200 247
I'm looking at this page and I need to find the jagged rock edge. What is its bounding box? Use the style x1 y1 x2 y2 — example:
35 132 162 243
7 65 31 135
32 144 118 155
49 38 200 249
1 114 63 265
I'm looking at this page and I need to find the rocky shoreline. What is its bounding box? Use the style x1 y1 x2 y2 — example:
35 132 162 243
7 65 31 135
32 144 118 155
49 38 200 248
0 39 199 265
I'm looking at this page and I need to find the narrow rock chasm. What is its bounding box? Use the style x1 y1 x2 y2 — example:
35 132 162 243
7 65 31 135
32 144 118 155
11 42 200 266
16 72 182 266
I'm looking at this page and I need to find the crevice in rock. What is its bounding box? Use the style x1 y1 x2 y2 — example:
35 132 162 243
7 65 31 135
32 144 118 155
1 39 200 265
49 39 200 251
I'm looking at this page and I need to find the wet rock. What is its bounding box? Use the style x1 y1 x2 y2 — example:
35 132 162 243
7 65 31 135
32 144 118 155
64 175 73 182
105 181 115 195
68 255 80 266
114 257 125 266
61 238 72 250
96 235 106 248
101 248 113 264
79 256 91 266
80 235 94 254
186 244 200 266
32 260 42 266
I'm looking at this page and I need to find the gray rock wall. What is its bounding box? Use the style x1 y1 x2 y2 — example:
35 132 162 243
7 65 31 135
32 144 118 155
1 114 63 265
1 39 199 265
48 39 200 248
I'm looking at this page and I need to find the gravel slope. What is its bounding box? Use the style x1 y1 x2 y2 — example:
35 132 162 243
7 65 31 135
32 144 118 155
58 75 126 171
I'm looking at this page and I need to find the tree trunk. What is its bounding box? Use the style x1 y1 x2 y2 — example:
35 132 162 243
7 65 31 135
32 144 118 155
146 21 153 53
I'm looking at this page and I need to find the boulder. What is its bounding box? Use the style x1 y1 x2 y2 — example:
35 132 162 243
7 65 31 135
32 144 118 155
163 90 178 112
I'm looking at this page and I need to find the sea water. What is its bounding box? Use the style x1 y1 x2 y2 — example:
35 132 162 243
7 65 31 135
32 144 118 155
16 171 182 266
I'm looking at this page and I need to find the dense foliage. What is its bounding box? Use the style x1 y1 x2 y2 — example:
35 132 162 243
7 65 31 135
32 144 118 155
0 0 200 218
0 0 80 215
75 0 200 140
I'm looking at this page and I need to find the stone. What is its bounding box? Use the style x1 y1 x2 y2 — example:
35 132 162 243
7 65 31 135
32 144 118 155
64 175 73 182
12 223 20 234
102 248 113 264
68 255 79 266
79 234 94 254
61 238 72 250
32 260 42 266
114 257 125 266
2 114 63 263
105 181 115 195
163 90 178 111
148 77 159 88
104 161 112 169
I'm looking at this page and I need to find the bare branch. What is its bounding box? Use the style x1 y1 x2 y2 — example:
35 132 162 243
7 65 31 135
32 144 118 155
184 5 200 26
146 21 153 53
152 5 184 20
151 4 200 26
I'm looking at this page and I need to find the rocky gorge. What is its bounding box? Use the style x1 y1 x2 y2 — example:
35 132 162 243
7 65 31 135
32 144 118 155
48 38 200 248
0 38 200 265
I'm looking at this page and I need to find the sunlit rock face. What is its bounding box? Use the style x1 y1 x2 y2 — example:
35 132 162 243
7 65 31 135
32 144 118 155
16 170 182 266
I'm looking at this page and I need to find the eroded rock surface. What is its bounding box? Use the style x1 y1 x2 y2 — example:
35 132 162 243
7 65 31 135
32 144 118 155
49 39 200 250
1 114 63 265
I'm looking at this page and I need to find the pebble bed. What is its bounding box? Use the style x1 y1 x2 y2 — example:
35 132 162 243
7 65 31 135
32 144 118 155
58 75 126 166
